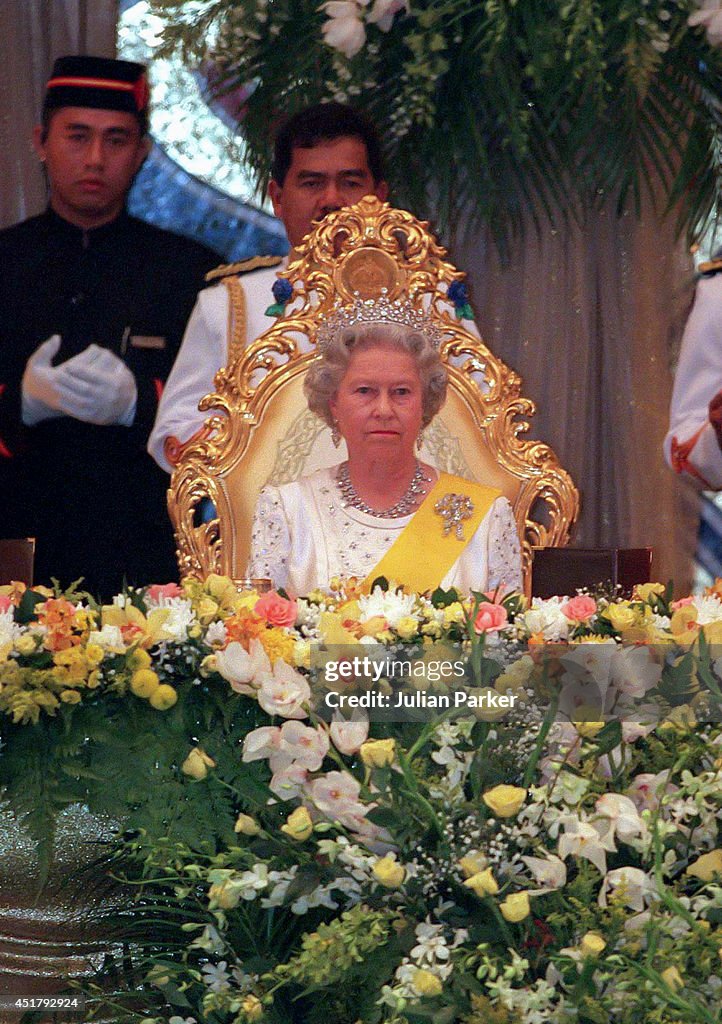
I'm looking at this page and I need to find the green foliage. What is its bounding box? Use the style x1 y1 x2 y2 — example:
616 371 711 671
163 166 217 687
148 0 722 257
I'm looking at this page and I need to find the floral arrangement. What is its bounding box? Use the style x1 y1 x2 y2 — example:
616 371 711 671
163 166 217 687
147 0 722 254
3 575 722 1022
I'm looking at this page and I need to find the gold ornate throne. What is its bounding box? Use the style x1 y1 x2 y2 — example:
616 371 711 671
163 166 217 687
168 197 579 592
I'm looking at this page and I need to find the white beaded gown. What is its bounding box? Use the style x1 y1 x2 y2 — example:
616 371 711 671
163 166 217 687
248 467 523 596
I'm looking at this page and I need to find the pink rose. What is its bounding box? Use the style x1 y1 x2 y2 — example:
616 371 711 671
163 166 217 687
671 596 695 611
561 595 597 622
255 590 298 628
474 602 508 633
147 582 183 601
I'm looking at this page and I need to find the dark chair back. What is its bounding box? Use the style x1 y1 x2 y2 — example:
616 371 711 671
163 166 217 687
0 538 36 586
532 547 652 598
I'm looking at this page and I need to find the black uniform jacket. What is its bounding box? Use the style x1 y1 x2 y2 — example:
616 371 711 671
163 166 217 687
0 207 218 598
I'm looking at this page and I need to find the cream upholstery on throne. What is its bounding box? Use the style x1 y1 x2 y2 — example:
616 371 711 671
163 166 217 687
168 198 579 592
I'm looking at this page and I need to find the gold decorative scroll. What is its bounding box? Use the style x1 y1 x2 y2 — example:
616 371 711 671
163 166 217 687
168 196 579 594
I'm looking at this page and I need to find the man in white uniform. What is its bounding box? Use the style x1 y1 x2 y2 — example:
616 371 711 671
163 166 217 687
665 259 722 489
148 103 388 472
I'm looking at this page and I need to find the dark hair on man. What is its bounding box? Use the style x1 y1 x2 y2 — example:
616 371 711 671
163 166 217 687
271 102 385 186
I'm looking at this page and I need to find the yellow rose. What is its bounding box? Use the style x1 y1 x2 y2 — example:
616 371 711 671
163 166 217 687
396 616 419 641
280 806 314 842
483 784 527 818
661 966 684 991
240 994 264 1021
60 689 81 704
605 603 637 632
458 850 488 878
500 891 531 923
686 849 722 882
181 746 216 780
235 813 262 836
196 596 220 625
495 655 535 693
361 738 396 768
412 969 443 998
130 668 160 698
373 854 406 888
15 635 37 656
463 868 499 897
127 647 151 671
205 573 237 602
580 932 606 957
634 582 665 602
149 684 178 710
234 591 260 613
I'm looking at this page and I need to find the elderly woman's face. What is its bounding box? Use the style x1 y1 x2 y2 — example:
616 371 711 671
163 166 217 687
329 344 424 459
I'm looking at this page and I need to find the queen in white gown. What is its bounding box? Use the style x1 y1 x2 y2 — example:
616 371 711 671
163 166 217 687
248 310 522 596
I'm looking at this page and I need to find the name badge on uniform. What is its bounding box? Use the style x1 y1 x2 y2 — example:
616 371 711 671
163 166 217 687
130 335 167 350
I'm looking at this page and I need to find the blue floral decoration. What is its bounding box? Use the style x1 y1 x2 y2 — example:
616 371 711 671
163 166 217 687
447 279 474 320
265 276 294 317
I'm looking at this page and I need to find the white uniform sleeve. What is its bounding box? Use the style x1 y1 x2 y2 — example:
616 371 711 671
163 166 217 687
665 274 722 489
148 285 229 472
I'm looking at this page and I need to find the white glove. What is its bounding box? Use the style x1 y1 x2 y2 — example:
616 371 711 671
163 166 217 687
21 335 66 426
51 344 137 426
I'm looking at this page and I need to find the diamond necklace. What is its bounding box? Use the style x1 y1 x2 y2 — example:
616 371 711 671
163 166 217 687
336 461 431 518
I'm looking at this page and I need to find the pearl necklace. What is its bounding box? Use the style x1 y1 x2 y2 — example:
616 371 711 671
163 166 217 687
336 461 431 518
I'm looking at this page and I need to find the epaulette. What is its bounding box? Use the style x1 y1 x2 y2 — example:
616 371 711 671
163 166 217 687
205 254 283 283
698 257 722 278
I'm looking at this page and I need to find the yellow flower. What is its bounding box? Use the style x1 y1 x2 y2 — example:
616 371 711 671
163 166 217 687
572 706 606 738
235 813 261 836
605 602 636 632
181 746 215 780
580 932 606 957
483 784 527 818
360 738 396 768
442 602 465 627
464 868 499 897
634 582 665 602
130 668 160 698
199 654 218 677
686 849 722 882
318 611 358 645
235 591 260 613
495 655 535 693
280 806 313 842
293 639 311 669
412 969 442 998
396 616 419 640
373 854 406 888
149 684 178 710
670 605 699 645
703 620 722 645
127 647 151 671
205 573 238 604
661 966 684 991
240 994 264 1021
500 891 531 923
101 602 173 647
458 850 488 878
258 627 296 665
84 643 104 668
659 704 697 734
15 635 37 656
60 689 81 704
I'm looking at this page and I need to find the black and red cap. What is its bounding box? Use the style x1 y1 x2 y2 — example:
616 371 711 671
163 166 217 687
43 55 150 131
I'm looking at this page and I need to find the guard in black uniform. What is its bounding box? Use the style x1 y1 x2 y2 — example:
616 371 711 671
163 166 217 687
0 56 218 597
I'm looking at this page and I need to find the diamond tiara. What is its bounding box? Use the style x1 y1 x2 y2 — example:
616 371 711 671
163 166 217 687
315 293 444 353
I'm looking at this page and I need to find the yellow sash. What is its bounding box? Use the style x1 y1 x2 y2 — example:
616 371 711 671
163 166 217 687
360 473 501 594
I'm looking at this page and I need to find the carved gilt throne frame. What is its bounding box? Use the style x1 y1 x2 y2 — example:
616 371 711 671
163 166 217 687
169 197 579 592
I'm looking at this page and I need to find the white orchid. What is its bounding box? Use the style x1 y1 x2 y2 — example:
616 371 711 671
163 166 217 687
277 720 329 771
599 866 656 911
269 763 308 800
322 1 367 58
595 793 646 845
216 638 271 696
257 660 311 719
521 853 567 891
610 644 662 699
358 585 417 627
329 710 369 754
557 815 617 875
367 0 408 31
